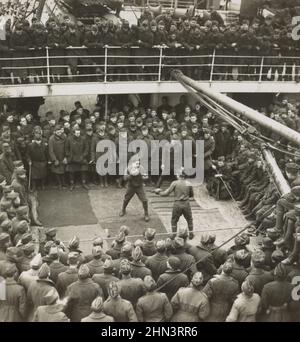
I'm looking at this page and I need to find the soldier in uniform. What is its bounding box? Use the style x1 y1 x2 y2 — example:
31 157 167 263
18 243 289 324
119 159 150 222
145 240 169 281
155 169 194 238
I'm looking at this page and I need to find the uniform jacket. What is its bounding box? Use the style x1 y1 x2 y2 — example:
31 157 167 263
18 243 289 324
171 287 210 322
130 261 152 280
117 277 146 306
87 258 104 276
92 273 119 300
49 261 68 284
188 244 217 281
103 296 138 322
18 269 39 292
145 253 169 281
66 278 102 322
226 293 261 322
81 311 114 322
136 291 173 322
245 268 274 295
33 304 69 322
0 279 26 322
56 267 78 298
157 270 189 300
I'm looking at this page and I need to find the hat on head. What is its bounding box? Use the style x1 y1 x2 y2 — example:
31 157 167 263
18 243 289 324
155 240 166 252
49 246 59 258
271 249 285 263
0 212 8 224
0 219 11 232
234 233 250 246
200 233 210 245
30 253 42 269
291 186 300 197
177 226 188 239
144 228 156 240
191 272 204 287
262 237 274 248
93 237 103 246
44 288 59 305
119 225 130 236
120 258 132 274
132 246 143 261
20 233 33 246
144 275 156 291
4 263 18 278
134 239 144 248
251 249 265 266
174 236 185 249
91 296 103 312
121 242 133 254
222 261 233 275
168 256 181 270
0 232 10 245
16 220 29 234
241 279 254 296
38 263 50 279
234 249 249 262
68 251 79 264
45 228 57 238
69 236 80 250
21 242 35 255
78 264 90 279
116 231 126 243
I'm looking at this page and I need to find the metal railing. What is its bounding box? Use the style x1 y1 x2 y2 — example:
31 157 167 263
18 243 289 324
1 46 300 85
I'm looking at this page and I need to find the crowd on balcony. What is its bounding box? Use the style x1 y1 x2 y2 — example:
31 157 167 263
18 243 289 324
1 93 300 322
0 4 300 83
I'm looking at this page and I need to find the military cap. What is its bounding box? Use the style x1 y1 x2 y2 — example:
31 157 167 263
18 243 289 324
200 233 210 245
92 236 103 246
30 253 42 269
234 249 249 261
6 247 23 261
271 249 285 262
157 121 164 128
78 264 90 278
0 212 8 224
173 236 185 249
68 22 76 29
144 227 156 240
116 231 126 243
3 263 18 278
38 263 50 279
69 235 80 249
21 242 35 255
222 261 233 275
132 246 143 261
91 296 103 312
45 228 57 237
119 225 130 236
44 288 59 305
0 219 11 231
92 245 102 257
241 279 254 296
68 251 79 263
234 233 250 246
291 186 300 197
120 258 132 274
17 220 29 234
134 239 144 247
16 206 28 216
177 226 189 239
2 142 10 149
121 242 133 254
0 233 10 245
21 233 33 245
144 275 156 291
168 256 181 270
251 250 265 266
155 240 166 252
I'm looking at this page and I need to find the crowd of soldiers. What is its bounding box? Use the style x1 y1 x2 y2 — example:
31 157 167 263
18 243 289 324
1 4 300 83
0 93 300 322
